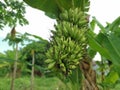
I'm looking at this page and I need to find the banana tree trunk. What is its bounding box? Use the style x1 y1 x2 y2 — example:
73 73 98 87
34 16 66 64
10 43 18 90
80 57 99 90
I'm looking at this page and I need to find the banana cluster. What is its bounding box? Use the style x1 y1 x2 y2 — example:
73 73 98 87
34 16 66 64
59 8 88 28
52 21 87 45
45 8 89 76
46 37 83 75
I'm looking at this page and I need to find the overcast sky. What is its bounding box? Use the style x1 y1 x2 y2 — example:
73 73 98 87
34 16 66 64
0 0 120 53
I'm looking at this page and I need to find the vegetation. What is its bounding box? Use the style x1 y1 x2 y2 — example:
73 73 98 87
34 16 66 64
21 40 49 73
24 0 98 89
89 17 120 90
0 77 65 90
0 0 28 90
45 7 91 90
0 0 120 90
0 0 28 29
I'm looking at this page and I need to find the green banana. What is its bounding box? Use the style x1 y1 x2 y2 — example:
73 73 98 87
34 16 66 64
45 8 89 76
45 59 54 63
48 62 55 69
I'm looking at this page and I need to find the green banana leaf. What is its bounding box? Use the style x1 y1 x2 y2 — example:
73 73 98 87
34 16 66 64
0 57 15 68
24 0 59 18
103 70 119 85
93 17 106 33
23 0 90 19
0 62 10 68
0 57 15 62
25 32 48 42
97 33 120 65
106 16 120 32
91 17 120 66
87 31 111 60
68 68 82 90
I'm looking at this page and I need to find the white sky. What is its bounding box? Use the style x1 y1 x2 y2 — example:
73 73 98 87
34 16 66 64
0 0 120 54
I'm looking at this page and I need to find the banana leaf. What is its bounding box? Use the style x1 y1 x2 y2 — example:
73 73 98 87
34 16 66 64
103 70 119 86
87 32 111 60
0 57 15 63
106 16 120 32
93 17 106 33
0 62 10 68
68 68 82 90
23 0 90 19
97 33 120 65
91 17 120 66
0 57 14 68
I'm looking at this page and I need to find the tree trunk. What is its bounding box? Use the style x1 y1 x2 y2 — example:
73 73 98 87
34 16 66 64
31 50 35 90
80 57 99 90
10 43 18 90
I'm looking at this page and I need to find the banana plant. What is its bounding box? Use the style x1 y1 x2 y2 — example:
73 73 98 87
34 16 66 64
24 0 99 90
0 50 21 78
89 17 120 67
0 51 17 67
88 17 120 89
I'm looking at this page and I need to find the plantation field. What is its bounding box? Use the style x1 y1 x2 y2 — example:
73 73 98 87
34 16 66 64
0 77 65 90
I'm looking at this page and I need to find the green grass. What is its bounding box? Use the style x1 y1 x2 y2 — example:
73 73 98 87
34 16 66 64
0 76 65 90
1 76 120 90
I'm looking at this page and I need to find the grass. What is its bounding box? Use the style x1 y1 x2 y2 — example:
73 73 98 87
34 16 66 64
0 76 65 90
0 76 120 90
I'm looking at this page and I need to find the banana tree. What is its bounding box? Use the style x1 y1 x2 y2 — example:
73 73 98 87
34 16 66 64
0 52 13 77
88 17 120 89
0 50 18 77
89 16 120 68
24 0 99 90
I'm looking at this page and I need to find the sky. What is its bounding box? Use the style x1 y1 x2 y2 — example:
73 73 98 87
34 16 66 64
0 0 120 55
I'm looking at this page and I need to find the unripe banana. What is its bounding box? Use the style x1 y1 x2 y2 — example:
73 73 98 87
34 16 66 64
46 8 89 76
48 62 55 69
45 59 54 63
69 65 76 69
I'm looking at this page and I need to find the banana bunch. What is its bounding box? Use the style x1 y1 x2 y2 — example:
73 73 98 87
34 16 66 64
53 21 88 46
46 37 83 75
59 8 88 28
45 8 89 76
